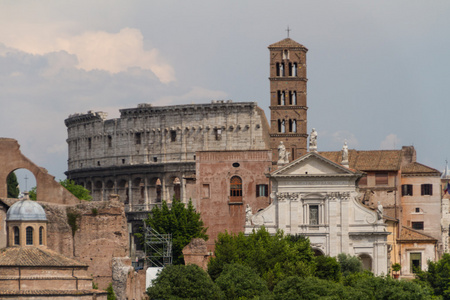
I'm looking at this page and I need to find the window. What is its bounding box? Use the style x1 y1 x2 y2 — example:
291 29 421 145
421 184 433 196
412 222 424 230
230 176 243 202
375 173 388 185
309 205 319 225
415 207 420 213
283 49 289 60
215 129 222 141
26 226 33 245
256 184 268 197
88 137 92 149
39 227 44 245
410 253 422 273
278 120 286 133
202 184 210 198
153 156 157 162
402 184 413 196
135 133 141 145
170 130 177 142
108 135 112 147
14 226 20 245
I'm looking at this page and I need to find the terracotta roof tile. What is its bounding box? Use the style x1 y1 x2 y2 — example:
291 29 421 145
401 162 441 175
320 150 403 171
398 227 437 242
268 38 307 49
0 247 87 267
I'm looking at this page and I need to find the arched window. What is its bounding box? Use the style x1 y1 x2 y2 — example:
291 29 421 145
278 120 286 133
26 226 33 245
39 227 44 245
230 176 243 202
14 226 20 245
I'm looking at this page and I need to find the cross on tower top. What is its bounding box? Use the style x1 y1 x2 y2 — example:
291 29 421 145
286 26 291 38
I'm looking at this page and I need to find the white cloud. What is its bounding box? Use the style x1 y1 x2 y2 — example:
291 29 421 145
331 130 359 148
1 28 175 83
380 134 400 149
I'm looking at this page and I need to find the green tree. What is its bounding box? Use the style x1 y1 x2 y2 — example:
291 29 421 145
147 264 224 299
314 255 341 282
215 263 270 299
338 253 363 277
142 198 208 265
59 179 92 200
7 172 19 198
208 228 315 290
415 253 450 299
346 272 435 300
29 186 37 200
273 276 362 300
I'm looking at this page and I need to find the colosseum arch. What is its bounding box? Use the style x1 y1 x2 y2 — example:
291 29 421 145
0 138 79 205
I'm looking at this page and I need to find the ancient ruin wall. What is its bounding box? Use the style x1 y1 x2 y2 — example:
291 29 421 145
64 101 270 204
0 138 80 205
44 197 129 290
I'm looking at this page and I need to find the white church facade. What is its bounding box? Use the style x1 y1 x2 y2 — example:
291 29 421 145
245 151 390 275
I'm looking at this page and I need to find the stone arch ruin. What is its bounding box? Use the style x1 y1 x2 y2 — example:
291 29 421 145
0 138 80 205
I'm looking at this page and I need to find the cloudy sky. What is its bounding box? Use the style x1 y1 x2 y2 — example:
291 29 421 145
1 1 449 188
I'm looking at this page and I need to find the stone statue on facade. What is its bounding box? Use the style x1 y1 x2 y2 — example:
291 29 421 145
245 204 253 225
309 128 317 152
277 141 290 166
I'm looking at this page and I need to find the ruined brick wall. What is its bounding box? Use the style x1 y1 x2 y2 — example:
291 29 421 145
0 138 80 205
43 198 129 290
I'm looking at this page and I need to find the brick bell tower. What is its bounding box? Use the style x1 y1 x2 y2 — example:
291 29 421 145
269 37 308 164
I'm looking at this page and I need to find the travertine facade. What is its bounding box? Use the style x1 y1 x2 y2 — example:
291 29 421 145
246 152 389 275
65 101 270 208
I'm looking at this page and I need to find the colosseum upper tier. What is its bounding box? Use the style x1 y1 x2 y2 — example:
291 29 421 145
65 100 270 210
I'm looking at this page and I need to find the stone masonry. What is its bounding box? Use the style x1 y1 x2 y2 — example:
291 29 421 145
65 100 270 209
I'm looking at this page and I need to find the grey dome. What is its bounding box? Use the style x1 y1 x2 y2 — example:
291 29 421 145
6 200 47 221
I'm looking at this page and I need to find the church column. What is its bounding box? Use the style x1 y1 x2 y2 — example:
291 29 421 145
290 197 300 235
340 196 350 254
328 197 338 256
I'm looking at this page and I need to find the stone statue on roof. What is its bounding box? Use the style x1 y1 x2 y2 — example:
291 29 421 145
277 141 290 166
309 128 317 152
245 204 253 225
342 141 349 166
377 201 383 220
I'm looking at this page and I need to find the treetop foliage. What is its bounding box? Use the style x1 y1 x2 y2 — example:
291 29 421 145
208 227 315 290
147 264 223 299
215 263 270 299
415 253 450 299
7 172 19 198
143 198 208 265
60 179 92 200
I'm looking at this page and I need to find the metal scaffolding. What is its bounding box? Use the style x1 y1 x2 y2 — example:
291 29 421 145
144 225 173 267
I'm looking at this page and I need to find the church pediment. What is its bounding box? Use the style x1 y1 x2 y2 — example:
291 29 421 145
272 152 360 177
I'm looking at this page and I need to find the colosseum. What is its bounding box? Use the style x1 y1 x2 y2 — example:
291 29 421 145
65 100 270 210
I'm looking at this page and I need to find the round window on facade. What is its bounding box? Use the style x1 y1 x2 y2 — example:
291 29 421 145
232 162 240 168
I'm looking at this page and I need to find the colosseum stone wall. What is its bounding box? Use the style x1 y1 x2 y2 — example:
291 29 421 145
65 100 270 210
